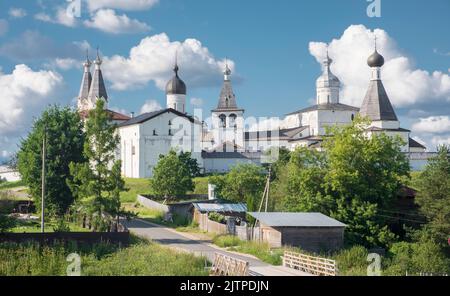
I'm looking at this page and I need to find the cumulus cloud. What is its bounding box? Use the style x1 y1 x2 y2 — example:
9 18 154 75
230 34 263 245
84 9 151 34
35 7 78 27
190 97 204 107
0 19 8 36
412 116 450 134
140 99 162 114
9 8 27 18
102 33 234 91
0 64 63 136
308 25 450 108
45 58 82 71
86 0 159 12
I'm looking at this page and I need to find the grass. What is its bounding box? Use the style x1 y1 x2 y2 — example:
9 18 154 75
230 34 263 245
212 235 284 265
0 238 209 276
0 180 25 190
10 219 90 233
120 176 210 203
120 178 153 203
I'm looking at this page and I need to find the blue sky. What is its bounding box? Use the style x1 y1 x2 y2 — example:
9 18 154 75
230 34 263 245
0 0 449 159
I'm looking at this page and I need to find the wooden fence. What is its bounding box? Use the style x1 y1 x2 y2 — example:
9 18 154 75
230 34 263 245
283 251 337 276
210 253 249 276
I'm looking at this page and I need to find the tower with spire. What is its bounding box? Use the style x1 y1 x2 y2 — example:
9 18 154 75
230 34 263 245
165 54 187 113
77 51 93 112
316 48 340 105
360 38 416 152
211 61 245 151
86 48 108 110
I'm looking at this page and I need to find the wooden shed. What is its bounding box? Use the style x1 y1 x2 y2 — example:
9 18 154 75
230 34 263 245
248 212 346 252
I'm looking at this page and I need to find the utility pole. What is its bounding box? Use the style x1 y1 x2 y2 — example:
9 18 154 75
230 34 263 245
41 127 46 233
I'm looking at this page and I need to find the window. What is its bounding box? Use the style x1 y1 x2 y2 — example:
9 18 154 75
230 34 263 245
153 129 157 136
168 129 172 136
219 114 226 128
229 114 237 128
168 120 172 126
351 114 355 121
132 146 136 155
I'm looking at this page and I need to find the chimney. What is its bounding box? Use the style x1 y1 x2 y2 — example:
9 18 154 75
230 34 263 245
131 112 135 118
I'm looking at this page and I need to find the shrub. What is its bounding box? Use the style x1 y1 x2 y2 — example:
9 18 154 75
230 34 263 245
208 212 226 224
333 246 369 276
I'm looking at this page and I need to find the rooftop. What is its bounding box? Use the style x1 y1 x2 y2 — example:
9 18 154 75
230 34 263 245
286 103 359 116
193 203 247 213
248 212 346 227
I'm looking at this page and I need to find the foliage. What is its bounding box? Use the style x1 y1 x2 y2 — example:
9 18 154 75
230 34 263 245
0 215 16 233
212 235 283 265
384 237 450 275
0 241 208 276
149 150 194 199
333 246 369 276
191 177 209 195
273 117 410 248
52 217 71 232
415 145 450 244
208 212 226 224
178 151 201 177
17 105 85 216
0 180 26 190
209 164 266 211
68 100 127 230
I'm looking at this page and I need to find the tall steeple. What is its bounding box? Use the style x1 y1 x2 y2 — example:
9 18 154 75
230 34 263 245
215 61 240 111
87 47 108 108
360 40 398 122
77 50 92 111
316 46 340 105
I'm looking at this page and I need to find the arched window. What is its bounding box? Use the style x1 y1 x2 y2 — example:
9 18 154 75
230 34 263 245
229 114 237 128
219 114 226 128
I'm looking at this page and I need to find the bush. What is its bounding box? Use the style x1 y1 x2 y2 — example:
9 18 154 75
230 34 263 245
385 240 450 275
0 215 16 233
208 212 226 224
333 246 369 276
52 218 71 233
213 235 241 248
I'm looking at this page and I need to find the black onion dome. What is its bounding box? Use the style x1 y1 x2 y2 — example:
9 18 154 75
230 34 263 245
165 65 186 95
367 50 385 68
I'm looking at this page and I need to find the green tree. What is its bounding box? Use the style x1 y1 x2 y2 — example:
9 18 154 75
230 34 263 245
209 164 266 211
150 150 194 199
276 147 333 213
17 105 85 216
415 145 450 243
68 100 126 230
178 151 201 177
322 117 409 247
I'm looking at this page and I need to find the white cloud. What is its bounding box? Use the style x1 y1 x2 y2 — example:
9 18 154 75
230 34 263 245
86 0 159 12
0 65 63 136
84 9 151 34
102 33 234 91
47 58 81 71
140 100 162 114
9 8 27 18
35 7 77 27
308 25 450 108
0 19 8 36
190 97 203 107
431 136 450 147
412 116 450 134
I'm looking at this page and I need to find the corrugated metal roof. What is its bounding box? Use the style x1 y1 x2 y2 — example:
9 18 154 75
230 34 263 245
193 203 247 213
248 212 346 227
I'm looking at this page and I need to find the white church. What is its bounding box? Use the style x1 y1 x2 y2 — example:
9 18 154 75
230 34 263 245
76 46 428 178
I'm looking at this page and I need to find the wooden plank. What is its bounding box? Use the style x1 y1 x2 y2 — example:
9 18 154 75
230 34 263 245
282 251 337 276
210 253 249 276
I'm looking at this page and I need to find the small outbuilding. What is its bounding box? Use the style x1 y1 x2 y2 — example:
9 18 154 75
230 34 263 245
248 212 346 252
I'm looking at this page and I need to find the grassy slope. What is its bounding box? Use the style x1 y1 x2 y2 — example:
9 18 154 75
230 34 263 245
0 238 208 276
0 180 25 190
120 176 209 203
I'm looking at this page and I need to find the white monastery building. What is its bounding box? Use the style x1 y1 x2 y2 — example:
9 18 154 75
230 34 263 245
76 45 428 178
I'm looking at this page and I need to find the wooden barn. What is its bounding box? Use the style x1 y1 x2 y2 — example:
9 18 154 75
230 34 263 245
248 212 346 252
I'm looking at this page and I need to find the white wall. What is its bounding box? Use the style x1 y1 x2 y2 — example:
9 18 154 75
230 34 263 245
119 111 203 178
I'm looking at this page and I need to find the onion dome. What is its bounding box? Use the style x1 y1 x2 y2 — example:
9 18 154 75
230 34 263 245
165 64 187 95
367 50 385 68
